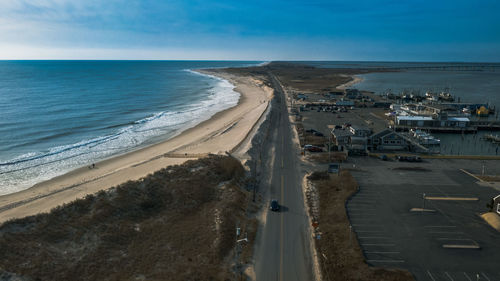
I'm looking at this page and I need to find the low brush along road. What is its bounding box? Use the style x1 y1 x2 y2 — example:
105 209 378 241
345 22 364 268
254 73 314 281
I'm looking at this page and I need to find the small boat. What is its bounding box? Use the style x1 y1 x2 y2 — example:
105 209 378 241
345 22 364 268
438 91 454 102
424 91 438 102
482 134 500 143
410 129 441 145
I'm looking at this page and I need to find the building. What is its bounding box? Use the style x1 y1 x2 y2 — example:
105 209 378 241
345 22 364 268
336 100 355 107
297 94 307 100
349 125 372 137
369 129 409 151
349 136 368 154
331 128 354 149
396 115 470 129
440 116 470 128
396 116 434 127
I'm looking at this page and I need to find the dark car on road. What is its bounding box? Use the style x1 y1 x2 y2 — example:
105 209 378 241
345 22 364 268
270 199 280 212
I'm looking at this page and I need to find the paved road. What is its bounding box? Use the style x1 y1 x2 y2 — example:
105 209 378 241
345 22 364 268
254 73 314 281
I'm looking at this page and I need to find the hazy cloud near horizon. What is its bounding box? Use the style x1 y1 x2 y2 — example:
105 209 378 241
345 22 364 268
0 0 499 61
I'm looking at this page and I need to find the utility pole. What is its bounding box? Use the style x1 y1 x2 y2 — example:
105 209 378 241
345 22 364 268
422 193 426 213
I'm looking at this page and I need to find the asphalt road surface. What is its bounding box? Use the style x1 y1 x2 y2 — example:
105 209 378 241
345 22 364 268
254 73 314 281
348 157 500 281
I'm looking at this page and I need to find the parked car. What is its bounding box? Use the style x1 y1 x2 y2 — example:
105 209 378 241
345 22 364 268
328 163 340 173
270 199 280 212
379 154 388 161
313 131 324 137
308 146 323 152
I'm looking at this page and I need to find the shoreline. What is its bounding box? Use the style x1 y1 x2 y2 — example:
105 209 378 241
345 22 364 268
336 74 364 90
0 70 273 223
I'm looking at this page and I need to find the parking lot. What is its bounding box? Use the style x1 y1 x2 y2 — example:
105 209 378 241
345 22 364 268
347 157 500 281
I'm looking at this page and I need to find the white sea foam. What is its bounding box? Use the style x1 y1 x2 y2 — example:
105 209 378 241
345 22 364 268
0 72 240 195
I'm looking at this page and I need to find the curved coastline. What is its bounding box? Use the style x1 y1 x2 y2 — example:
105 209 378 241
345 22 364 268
0 69 273 223
336 74 364 90
0 70 242 195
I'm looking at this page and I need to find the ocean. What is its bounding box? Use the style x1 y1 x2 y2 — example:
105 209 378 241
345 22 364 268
0 61 260 195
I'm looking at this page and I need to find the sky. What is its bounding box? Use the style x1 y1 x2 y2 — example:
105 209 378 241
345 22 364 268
0 0 499 61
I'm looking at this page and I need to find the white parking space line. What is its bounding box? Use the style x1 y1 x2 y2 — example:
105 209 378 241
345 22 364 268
481 272 491 281
463 272 472 281
436 238 473 241
427 270 437 281
444 272 454 281
425 225 456 228
366 259 404 263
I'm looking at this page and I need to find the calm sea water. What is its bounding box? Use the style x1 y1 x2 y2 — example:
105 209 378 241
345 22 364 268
300 61 500 156
0 61 260 195
354 69 500 156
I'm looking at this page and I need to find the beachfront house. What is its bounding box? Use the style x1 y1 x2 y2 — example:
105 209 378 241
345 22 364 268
369 129 409 151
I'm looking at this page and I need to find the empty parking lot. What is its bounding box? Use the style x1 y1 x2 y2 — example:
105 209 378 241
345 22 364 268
347 157 500 281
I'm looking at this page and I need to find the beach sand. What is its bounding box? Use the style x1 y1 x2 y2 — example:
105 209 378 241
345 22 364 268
336 74 364 90
0 71 273 223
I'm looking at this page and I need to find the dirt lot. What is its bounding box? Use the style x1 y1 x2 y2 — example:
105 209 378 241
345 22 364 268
0 156 257 281
307 171 414 281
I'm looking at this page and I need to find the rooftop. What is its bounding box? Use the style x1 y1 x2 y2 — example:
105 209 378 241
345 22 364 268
396 116 434 121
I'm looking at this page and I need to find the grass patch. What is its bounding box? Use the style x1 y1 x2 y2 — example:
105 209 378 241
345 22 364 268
0 155 255 281
311 171 414 281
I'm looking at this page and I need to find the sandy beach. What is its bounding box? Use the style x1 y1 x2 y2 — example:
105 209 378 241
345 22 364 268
336 74 364 90
0 70 273 223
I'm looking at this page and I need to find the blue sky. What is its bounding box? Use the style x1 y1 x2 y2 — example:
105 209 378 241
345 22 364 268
1 0 499 61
